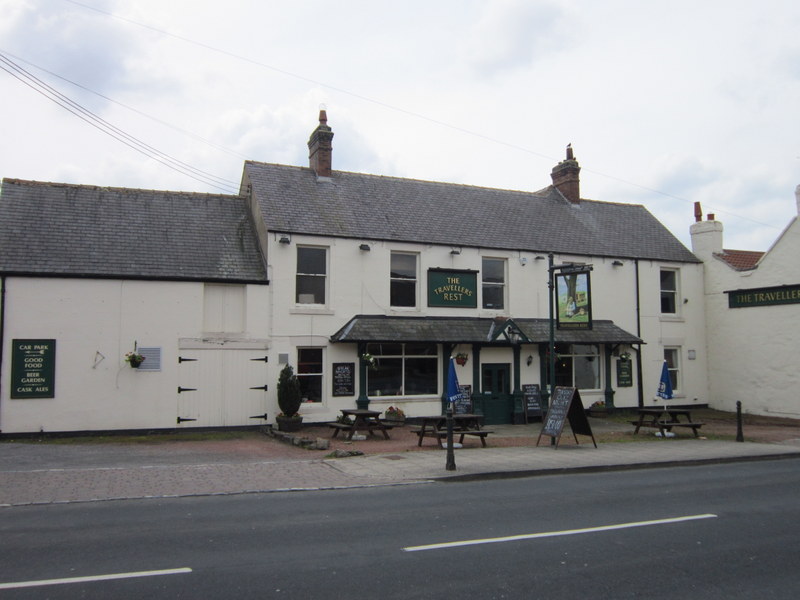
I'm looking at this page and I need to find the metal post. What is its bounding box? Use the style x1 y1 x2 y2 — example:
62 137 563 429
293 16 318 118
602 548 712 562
445 403 456 470
548 254 556 445
736 401 744 442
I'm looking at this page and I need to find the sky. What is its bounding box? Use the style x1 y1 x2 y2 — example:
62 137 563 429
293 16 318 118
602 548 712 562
1 0 799 251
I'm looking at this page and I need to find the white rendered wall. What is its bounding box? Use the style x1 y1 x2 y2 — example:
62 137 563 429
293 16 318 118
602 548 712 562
693 214 800 417
266 233 707 421
1 278 270 433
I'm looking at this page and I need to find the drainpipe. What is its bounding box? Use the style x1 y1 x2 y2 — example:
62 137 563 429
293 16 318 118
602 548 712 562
0 276 5 430
635 259 644 408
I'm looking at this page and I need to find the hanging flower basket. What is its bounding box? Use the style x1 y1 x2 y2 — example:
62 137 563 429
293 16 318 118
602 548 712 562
125 352 145 368
455 353 468 366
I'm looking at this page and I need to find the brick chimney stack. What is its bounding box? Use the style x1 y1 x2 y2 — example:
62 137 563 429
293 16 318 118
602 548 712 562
550 144 581 204
308 110 334 177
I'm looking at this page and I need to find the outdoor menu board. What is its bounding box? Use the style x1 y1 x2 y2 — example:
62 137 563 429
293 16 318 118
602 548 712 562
332 362 355 396
454 385 472 414
523 384 543 420
536 386 596 449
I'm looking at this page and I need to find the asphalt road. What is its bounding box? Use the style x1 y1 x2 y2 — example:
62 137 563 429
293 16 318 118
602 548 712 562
1 459 799 599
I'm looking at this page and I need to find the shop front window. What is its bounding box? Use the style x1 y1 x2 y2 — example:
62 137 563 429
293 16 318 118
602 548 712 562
366 343 437 396
547 343 601 390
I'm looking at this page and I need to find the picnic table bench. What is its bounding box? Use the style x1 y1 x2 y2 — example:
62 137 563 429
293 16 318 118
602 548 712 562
412 414 493 448
631 408 704 438
327 409 393 441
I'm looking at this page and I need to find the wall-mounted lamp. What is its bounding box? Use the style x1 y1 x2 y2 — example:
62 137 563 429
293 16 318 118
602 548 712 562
519 257 528 266
526 355 533 366
279 235 291 245
359 243 371 251
534 256 545 261
450 247 461 255
612 260 624 267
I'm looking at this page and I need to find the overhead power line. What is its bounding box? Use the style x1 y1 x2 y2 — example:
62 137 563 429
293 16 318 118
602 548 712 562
0 51 239 194
64 0 782 231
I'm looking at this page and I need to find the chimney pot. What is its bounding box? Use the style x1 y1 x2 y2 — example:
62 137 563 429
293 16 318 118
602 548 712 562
694 202 702 222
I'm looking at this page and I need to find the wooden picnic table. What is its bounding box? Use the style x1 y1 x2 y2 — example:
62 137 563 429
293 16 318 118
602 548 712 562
327 409 393 441
411 413 493 448
631 407 704 438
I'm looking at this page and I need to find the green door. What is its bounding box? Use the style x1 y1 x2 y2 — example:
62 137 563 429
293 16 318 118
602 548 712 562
481 363 513 425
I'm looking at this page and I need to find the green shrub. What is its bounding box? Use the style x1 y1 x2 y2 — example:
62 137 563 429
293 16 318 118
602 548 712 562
277 364 302 417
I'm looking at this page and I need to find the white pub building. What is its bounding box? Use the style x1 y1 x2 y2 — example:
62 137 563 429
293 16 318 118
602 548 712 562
0 112 725 433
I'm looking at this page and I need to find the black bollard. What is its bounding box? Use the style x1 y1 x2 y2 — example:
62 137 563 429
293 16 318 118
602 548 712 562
445 403 456 471
736 401 744 442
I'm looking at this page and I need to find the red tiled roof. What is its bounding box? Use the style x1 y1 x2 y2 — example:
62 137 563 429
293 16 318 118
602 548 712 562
714 249 764 270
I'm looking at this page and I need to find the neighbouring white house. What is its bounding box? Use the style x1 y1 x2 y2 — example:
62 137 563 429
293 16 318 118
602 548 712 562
691 187 800 418
0 112 709 434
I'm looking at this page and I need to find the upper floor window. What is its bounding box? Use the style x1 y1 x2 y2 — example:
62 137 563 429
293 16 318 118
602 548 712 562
660 269 678 314
296 246 327 305
482 258 506 309
390 252 417 307
297 348 323 403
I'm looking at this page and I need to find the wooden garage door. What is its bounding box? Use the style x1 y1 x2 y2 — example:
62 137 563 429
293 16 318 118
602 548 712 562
177 349 269 427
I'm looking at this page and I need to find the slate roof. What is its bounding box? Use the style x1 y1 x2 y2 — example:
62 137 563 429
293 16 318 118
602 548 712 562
245 161 699 263
714 249 763 271
331 315 642 345
0 179 268 282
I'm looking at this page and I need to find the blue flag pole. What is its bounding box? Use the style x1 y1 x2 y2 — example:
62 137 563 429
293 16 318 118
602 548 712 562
656 360 673 402
445 358 458 471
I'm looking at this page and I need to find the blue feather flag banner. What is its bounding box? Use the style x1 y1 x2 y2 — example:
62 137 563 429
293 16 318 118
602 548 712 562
656 360 673 400
446 358 462 405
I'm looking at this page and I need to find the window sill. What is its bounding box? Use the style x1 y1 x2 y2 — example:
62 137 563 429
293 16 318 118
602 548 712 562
658 315 685 323
291 307 334 315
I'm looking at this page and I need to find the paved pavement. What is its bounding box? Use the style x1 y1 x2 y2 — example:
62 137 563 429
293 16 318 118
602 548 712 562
2 425 799 506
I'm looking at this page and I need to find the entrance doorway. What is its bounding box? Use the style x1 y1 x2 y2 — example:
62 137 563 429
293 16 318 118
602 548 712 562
481 363 513 425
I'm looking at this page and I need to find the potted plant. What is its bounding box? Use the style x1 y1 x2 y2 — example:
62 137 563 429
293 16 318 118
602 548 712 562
454 352 468 366
125 351 145 368
383 406 406 426
276 364 303 432
587 400 607 418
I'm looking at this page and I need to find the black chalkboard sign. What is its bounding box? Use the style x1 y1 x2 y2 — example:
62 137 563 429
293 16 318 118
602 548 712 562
536 387 596 449
454 385 472 414
523 384 542 420
332 362 355 396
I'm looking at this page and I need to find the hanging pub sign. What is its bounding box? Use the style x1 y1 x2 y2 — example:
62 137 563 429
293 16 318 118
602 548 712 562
11 339 56 399
555 269 592 329
427 268 478 308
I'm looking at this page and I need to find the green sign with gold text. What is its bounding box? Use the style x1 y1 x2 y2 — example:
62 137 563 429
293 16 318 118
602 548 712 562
427 269 478 308
727 284 800 308
11 339 56 399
